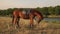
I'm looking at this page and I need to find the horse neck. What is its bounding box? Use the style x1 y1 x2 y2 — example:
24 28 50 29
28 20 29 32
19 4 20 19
34 10 43 17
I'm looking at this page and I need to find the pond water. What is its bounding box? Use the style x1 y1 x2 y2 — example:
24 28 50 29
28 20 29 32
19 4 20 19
44 17 60 22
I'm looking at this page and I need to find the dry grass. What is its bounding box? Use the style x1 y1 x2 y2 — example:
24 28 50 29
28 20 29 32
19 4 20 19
0 16 60 34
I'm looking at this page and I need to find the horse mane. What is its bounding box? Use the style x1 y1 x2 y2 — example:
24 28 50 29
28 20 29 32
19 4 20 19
30 9 42 15
31 9 43 19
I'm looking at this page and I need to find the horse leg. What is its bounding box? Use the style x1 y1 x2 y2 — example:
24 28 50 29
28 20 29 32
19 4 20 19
29 14 34 28
12 16 18 29
12 16 17 25
13 17 17 25
16 17 20 28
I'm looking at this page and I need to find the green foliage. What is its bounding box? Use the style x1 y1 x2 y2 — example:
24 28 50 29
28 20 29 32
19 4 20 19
48 6 55 15
36 6 60 16
41 7 50 16
0 5 60 16
55 6 60 15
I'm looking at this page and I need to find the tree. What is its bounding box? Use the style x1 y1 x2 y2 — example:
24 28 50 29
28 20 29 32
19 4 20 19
55 6 60 15
48 6 55 15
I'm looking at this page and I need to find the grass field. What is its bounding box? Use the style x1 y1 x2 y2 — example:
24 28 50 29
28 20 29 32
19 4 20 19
0 16 60 34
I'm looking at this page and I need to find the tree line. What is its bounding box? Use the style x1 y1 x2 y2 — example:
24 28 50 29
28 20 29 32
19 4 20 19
0 5 60 17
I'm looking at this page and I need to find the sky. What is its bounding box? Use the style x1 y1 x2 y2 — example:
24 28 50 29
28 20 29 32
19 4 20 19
0 0 60 9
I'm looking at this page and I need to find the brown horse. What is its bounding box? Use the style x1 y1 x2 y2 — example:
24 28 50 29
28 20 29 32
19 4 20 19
12 9 43 28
